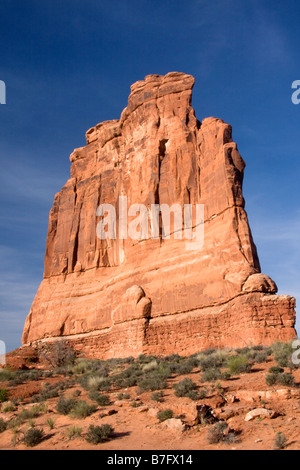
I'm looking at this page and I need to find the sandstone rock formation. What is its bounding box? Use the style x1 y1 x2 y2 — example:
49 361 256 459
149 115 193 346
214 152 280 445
22 72 296 358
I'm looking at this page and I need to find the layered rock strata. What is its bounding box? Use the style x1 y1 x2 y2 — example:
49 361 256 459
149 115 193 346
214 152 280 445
22 72 296 358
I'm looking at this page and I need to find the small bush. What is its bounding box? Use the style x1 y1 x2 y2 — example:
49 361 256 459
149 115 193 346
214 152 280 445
185 390 199 401
198 388 208 399
274 432 287 450
278 373 295 386
266 373 277 386
117 393 130 400
70 400 97 419
39 340 76 368
0 418 7 433
173 378 197 398
0 388 10 403
85 424 113 444
47 418 55 430
197 350 228 371
201 368 222 383
157 409 174 422
89 391 110 406
137 375 166 392
207 422 228 444
56 396 76 415
73 359 93 375
17 404 46 423
142 360 158 373
2 402 16 412
151 391 164 402
227 356 251 375
272 342 296 369
66 426 82 440
0 369 14 382
23 428 44 447
170 360 194 375
269 366 284 375
266 372 295 387
85 375 111 392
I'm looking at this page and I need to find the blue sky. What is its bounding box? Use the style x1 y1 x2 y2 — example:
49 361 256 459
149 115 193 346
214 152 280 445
0 0 299 352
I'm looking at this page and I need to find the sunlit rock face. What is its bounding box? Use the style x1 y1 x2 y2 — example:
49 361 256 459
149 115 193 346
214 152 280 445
22 72 296 358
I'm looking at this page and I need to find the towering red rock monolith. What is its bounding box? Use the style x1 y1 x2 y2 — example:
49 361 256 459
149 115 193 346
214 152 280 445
22 72 296 358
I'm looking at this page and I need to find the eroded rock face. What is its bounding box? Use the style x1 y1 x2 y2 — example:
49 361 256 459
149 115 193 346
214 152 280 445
22 72 296 357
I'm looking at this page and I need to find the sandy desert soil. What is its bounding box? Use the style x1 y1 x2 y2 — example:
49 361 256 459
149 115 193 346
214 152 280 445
0 344 299 451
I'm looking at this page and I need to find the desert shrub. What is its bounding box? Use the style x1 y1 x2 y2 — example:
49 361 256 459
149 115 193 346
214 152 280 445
157 409 173 422
198 388 208 399
0 418 7 433
115 375 139 389
9 369 45 386
18 404 46 422
23 428 44 447
173 378 197 398
117 392 130 400
72 359 94 375
142 360 158 373
35 384 59 401
2 402 16 412
39 340 76 369
274 432 287 450
85 424 113 444
207 421 228 444
0 388 10 403
163 354 181 363
0 369 14 382
266 373 277 386
269 366 284 375
153 364 172 380
247 350 268 364
137 374 167 392
278 373 295 386
46 418 55 430
89 391 110 406
80 374 111 392
185 390 200 401
70 400 97 419
170 360 194 375
252 345 265 351
113 364 142 388
151 391 164 402
227 356 252 375
272 342 295 369
201 368 222 383
266 372 295 387
66 426 83 440
56 396 76 415
197 350 228 371
137 354 158 364
7 409 38 429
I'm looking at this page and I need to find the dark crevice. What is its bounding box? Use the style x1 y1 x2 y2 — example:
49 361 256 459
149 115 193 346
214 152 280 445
72 226 80 271
155 139 169 240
